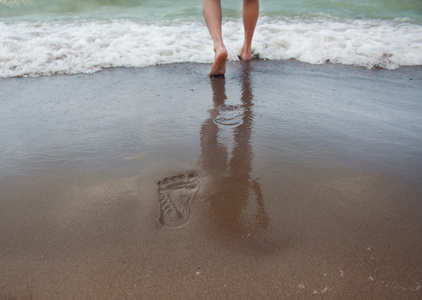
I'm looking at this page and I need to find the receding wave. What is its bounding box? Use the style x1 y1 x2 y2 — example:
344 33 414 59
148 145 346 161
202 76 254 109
1 16 421 78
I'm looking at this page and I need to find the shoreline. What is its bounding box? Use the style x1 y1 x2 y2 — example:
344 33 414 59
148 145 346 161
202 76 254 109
2 58 422 80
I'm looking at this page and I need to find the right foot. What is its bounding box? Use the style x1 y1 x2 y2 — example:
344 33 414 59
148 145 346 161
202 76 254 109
239 45 253 61
209 45 228 77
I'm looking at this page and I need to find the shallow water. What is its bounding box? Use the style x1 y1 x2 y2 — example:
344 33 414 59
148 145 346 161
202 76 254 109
1 61 421 183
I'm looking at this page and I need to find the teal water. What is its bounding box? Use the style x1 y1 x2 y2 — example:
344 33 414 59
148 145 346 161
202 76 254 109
1 0 421 23
261 0 422 22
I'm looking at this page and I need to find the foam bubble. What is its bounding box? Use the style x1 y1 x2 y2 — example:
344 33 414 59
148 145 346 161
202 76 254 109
1 16 421 78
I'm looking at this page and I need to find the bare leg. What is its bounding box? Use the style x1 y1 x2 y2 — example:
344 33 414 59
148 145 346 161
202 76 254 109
203 0 228 76
240 0 259 61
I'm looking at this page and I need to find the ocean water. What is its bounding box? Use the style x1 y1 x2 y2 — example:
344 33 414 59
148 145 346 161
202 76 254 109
1 0 421 77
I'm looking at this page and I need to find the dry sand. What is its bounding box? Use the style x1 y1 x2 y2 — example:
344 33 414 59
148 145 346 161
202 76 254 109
0 61 422 299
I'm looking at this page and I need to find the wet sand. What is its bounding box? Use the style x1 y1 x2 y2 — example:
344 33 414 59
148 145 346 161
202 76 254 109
1 61 422 299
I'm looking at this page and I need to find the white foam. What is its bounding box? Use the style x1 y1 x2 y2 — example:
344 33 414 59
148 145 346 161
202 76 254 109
254 17 422 70
0 20 215 77
1 16 422 77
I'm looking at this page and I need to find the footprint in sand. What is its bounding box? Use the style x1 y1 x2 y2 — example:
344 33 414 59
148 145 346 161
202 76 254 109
213 104 245 127
157 172 199 229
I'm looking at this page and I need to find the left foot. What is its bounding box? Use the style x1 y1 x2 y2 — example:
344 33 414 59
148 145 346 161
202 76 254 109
210 45 228 76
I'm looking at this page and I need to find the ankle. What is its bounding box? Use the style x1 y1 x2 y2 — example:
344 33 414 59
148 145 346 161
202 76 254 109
214 43 227 53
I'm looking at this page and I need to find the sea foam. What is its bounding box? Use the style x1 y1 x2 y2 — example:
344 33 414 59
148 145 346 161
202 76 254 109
1 17 421 77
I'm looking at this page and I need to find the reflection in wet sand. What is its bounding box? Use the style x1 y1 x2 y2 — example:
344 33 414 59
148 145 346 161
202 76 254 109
200 64 269 238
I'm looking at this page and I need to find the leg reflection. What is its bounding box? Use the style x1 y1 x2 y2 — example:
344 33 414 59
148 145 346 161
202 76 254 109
200 64 269 237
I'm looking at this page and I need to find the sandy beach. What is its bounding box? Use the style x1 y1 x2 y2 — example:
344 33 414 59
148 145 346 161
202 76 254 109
1 60 422 299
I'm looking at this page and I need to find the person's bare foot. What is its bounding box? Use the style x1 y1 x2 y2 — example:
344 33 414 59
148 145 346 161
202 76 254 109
239 45 253 61
210 45 228 76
